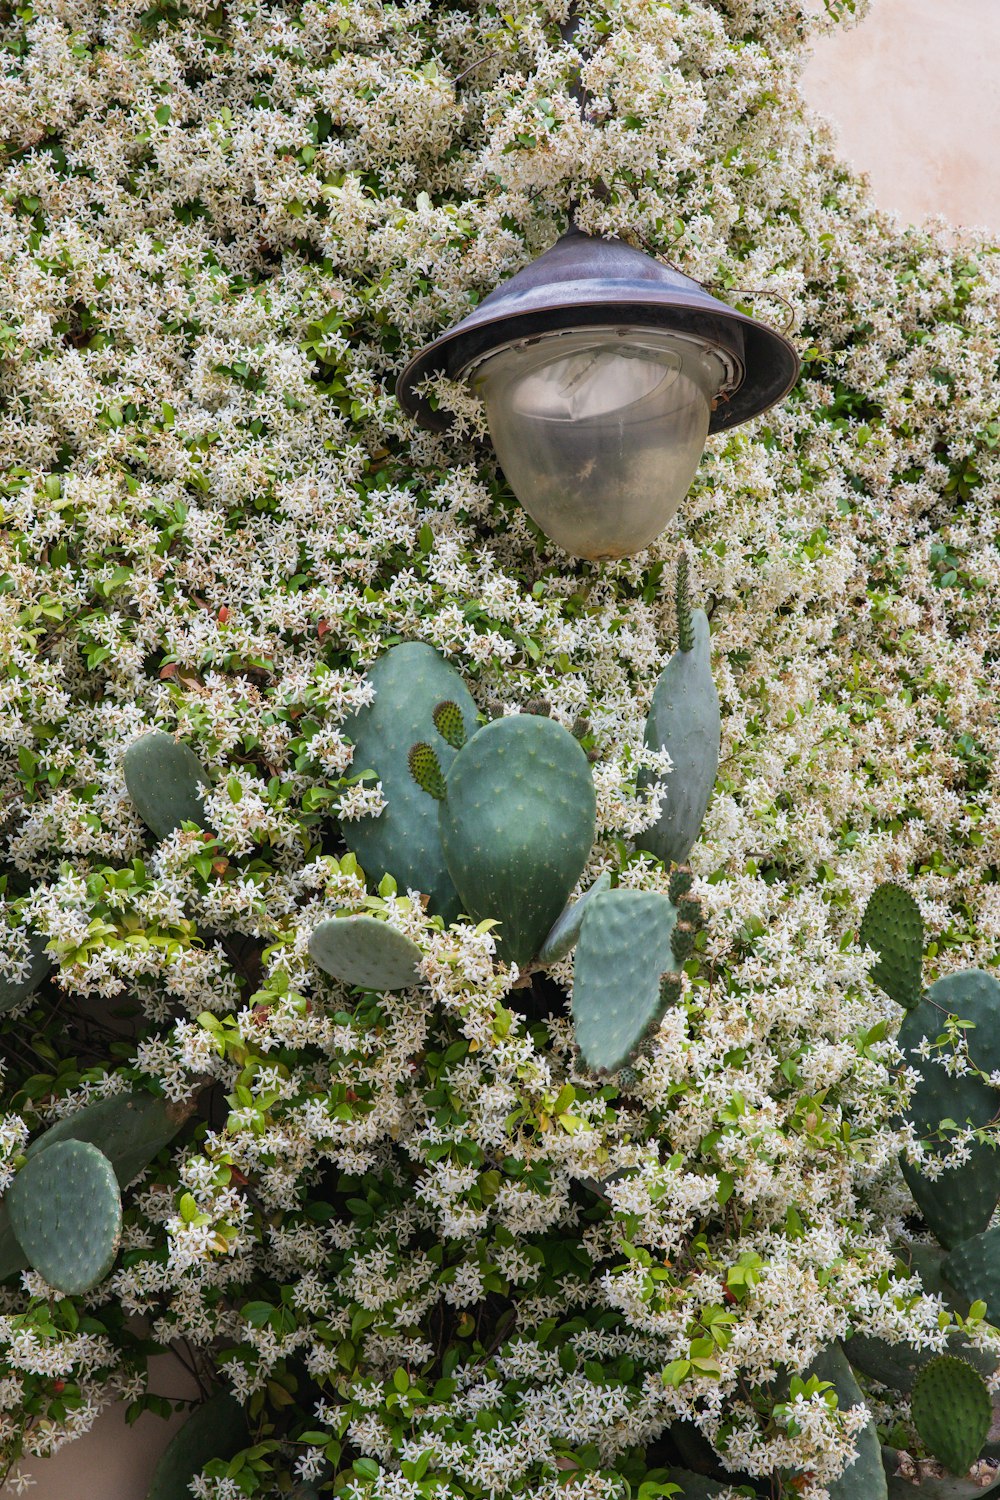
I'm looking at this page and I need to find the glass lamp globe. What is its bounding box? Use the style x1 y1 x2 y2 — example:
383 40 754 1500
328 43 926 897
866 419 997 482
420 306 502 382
468 326 736 559
396 228 800 560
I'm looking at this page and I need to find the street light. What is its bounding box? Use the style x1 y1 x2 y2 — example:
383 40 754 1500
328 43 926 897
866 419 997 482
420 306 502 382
397 226 800 560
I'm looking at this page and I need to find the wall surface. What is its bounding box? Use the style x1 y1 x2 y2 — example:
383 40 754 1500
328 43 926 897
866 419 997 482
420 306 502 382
12 1 1000 1495
802 0 1000 235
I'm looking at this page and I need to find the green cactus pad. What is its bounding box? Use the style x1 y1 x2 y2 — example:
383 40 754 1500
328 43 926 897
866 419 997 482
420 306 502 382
123 731 212 837
147 1389 249 1500
538 871 612 965
8 1139 122 1294
912 1356 992 1477
898 970 1000 1247
943 1228 1000 1327
438 714 596 968
24 1090 192 1188
0 930 50 1014
806 1342 887 1499
660 1470 727 1497
432 698 467 749
342 643 478 922
636 608 721 867
408 741 447 800
860 882 924 1009
0 1204 29 1281
572 889 680 1074
309 914 423 991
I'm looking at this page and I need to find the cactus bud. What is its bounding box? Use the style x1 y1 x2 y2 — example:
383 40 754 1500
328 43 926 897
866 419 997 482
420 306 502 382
408 742 447 800
676 552 694 653
671 921 695 963
432 699 467 750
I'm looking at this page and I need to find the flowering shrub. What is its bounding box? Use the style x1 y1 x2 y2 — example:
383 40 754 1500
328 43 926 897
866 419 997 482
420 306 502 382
2 0 1000 1494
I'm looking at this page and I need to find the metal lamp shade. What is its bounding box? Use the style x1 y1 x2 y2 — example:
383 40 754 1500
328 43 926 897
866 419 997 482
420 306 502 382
396 228 800 558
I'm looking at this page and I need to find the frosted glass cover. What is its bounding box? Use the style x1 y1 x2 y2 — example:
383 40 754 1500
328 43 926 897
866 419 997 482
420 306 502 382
472 328 727 559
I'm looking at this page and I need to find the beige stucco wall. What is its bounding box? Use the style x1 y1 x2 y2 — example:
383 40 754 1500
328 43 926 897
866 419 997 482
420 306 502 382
12 2 1000 1496
803 0 1000 236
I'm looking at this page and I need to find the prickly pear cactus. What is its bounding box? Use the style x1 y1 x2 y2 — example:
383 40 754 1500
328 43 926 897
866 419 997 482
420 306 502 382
635 556 721 868
807 1342 888 1499
898 970 1000 1247
0 929 50 1014
24 1089 194 1189
571 889 681 1074
537 871 611 965
123 730 212 837
146 1389 248 1500
7 1138 122 1294
860 881 924 1009
911 1355 993 1478
309 913 423 991
342 643 478 923
883 1447 1000 1498
660 1470 728 1497
432 714 596 967
943 1229 1000 1327
0 1205 28 1280
847 1246 998 1393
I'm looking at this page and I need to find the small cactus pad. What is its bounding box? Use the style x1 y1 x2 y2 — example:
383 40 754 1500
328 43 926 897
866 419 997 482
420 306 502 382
912 1356 992 1477
147 1390 249 1500
25 1090 192 1188
408 741 447 800
8 1139 122 1294
342 643 478 922
636 608 721 867
898 970 1000 1246
806 1342 888 1499
0 930 50 1014
860 882 924 1009
432 699 467 749
309 914 423 991
538 871 612 965
123 731 212 837
438 715 596 968
675 552 695 653
669 866 694 902
943 1229 1000 1327
572 889 680 1074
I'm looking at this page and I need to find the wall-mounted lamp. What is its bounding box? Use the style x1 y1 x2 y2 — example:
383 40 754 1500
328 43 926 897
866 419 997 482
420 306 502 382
397 227 800 560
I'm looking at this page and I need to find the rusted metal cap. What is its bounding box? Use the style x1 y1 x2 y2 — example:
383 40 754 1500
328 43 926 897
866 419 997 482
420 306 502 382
396 227 800 434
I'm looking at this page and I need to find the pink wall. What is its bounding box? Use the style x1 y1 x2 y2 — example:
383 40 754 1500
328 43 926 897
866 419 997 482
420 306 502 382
803 0 1000 235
